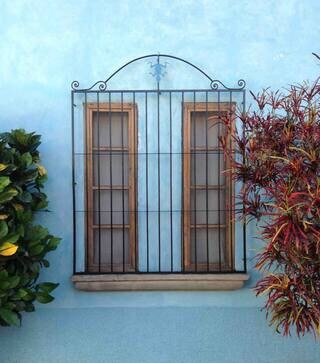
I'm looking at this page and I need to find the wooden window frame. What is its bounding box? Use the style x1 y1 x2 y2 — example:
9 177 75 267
85 103 137 272
183 102 235 272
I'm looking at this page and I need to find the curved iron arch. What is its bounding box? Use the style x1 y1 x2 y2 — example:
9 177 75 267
71 53 246 91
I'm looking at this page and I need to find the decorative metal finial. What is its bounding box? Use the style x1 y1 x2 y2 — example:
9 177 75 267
149 55 167 87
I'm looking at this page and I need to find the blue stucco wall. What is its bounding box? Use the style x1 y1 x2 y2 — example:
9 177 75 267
1 1 320 362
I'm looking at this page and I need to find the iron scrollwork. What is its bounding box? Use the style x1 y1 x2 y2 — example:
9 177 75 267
71 54 246 91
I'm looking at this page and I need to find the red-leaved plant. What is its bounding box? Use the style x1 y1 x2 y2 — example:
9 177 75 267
220 73 320 337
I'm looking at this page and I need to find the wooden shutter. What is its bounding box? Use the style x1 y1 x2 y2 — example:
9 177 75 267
183 102 235 271
85 103 137 272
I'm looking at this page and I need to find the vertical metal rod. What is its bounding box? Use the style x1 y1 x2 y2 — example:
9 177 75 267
108 92 113 272
169 92 173 272
84 92 88 272
193 91 197 271
242 90 247 273
133 92 138 272
217 92 222 271
156 55 160 92
229 91 233 271
121 92 125 272
97 92 102 272
71 91 76 274
145 92 149 272
181 91 185 272
157 88 161 271
205 91 209 271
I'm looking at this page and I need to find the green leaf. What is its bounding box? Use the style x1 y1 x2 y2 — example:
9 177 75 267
0 164 8 172
20 152 32 167
26 225 48 241
8 129 28 147
28 239 41 248
1 232 20 244
0 269 8 279
0 221 8 239
36 292 54 304
34 199 48 210
13 301 26 311
42 259 50 268
3 302 15 310
36 174 47 187
0 280 10 290
38 282 59 293
16 288 28 298
22 291 35 302
29 244 45 256
0 188 18 203
29 262 40 273
8 275 20 289
47 237 61 250
0 308 20 326
0 176 10 192
21 169 38 183
16 224 25 237
17 210 33 223
18 191 32 203
24 303 35 312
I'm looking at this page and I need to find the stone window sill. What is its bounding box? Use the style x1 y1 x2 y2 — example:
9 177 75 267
72 273 249 291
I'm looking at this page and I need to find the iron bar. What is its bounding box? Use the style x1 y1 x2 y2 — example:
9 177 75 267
218 92 222 271
229 91 233 271
157 87 161 271
181 91 185 272
145 92 149 272
97 92 102 272
71 91 76 274
205 91 209 271
72 89 245 94
76 208 240 213
133 92 137 272
242 90 247 273
84 92 89 272
121 92 125 272
108 92 113 272
193 91 197 271
75 150 231 155
169 92 173 272
75 270 247 275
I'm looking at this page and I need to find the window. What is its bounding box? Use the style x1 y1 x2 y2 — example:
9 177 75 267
85 103 137 272
71 78 248 290
183 103 234 272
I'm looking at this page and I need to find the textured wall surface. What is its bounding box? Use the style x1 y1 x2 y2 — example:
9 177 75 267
0 1 320 362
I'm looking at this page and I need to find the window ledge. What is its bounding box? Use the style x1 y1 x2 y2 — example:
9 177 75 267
72 273 249 291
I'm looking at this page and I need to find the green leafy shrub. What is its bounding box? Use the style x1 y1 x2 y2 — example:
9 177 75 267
0 129 60 326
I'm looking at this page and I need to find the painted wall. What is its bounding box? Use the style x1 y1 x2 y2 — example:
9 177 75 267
0 1 320 362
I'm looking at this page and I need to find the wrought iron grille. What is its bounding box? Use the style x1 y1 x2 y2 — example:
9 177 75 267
71 54 247 275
